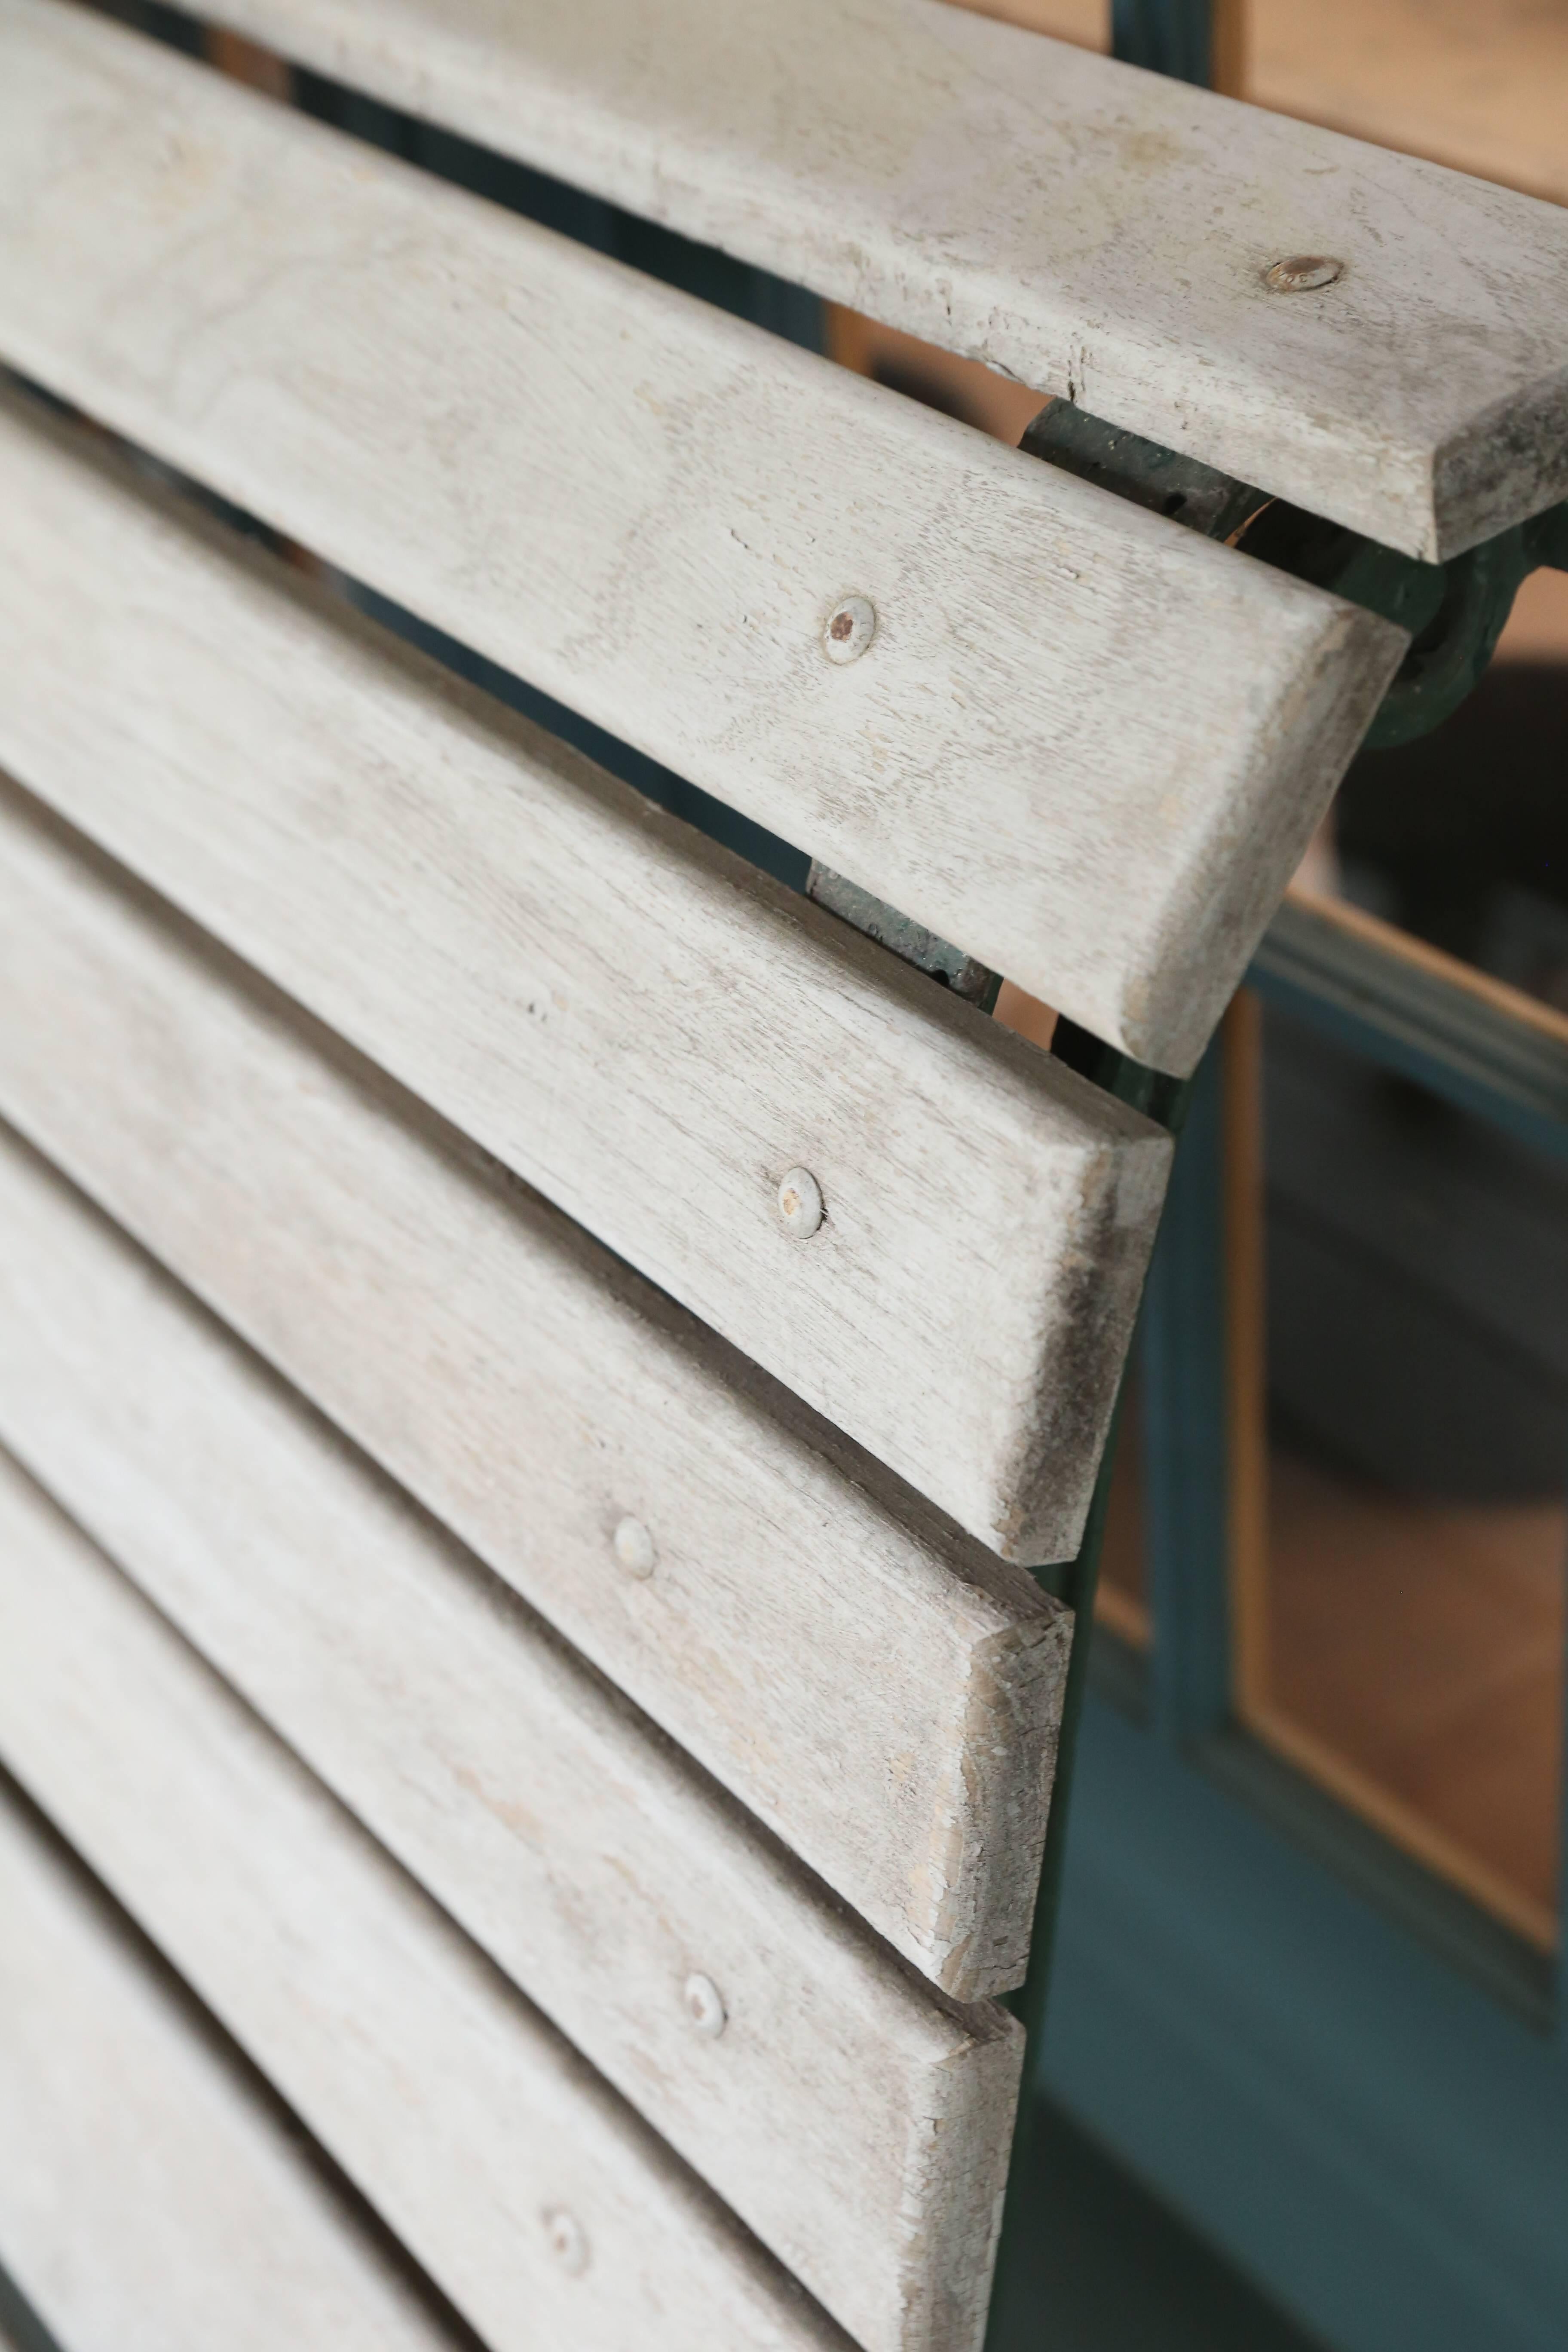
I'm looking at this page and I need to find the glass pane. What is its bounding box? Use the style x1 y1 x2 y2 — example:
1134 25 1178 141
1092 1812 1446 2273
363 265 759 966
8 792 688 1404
1234 995 1568 1946
1249 0 1568 1027
1301 594 1568 1027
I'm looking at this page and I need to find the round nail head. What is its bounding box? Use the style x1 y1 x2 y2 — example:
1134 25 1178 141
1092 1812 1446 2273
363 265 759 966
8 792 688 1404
823 595 876 664
543 2208 589 2275
1263 254 1344 294
776 1167 824 1239
612 1516 656 1579
684 1972 728 2037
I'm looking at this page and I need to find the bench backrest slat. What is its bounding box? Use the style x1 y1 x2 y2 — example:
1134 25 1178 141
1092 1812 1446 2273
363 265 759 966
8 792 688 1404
0 1115 1021 2352
0 769 1063 2001
0 5 1404 1074
197 0 1568 560
0 393 1168 1560
0 1452 854 2352
0 1792 472 2352
8 7 1541 2341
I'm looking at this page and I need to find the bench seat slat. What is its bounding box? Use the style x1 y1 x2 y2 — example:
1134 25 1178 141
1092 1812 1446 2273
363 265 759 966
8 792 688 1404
0 1796 468 2352
0 772 1065 2002
0 1117 1022 2352
192 0 1568 560
0 390 1170 1562
0 6 1403 1075
0 1455 856 2352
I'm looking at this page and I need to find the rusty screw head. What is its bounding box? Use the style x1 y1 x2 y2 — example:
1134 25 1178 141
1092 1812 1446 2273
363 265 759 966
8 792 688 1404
823 595 876 665
776 1167 824 1239
542 2208 589 2275
683 1972 728 2037
1263 255 1344 294
612 1516 656 1580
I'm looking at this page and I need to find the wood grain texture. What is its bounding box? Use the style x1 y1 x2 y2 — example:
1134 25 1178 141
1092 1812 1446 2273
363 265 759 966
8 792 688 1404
0 14 1404 1073
0 1454 854 2352
0 769 1068 2000
0 389 1170 1554
0 1792 469 2352
0 1118 1024 2352
189 0 1568 560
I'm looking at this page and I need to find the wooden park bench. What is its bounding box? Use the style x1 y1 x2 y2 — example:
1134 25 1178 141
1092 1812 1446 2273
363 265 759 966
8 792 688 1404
0 3 1564 2346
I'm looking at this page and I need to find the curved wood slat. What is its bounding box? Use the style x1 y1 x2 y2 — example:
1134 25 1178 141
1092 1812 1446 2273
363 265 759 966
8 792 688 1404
0 1792 471 2352
0 389 1170 1561
200 0 1568 560
0 1456 856 2352
0 770 1065 1998
0 1115 1023 2352
0 12 1403 1073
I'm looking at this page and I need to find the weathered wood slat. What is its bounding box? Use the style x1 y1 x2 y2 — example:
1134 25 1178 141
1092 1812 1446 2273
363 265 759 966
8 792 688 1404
0 1454 854 2352
195 0 1568 560
0 6 1404 1075
0 771 1066 2000
0 1792 469 2352
0 1118 1023 2352
0 389 1168 1559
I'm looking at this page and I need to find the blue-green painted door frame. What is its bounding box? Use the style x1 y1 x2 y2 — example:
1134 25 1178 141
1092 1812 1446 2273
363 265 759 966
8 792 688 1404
1032 919 1568 2352
1012 9 1568 2349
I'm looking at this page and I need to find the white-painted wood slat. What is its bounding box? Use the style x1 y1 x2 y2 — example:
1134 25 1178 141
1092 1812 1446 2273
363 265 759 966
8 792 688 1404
0 770 1066 2002
0 1455 855 2352
0 1792 470 2352
0 1118 1023 2352
0 6 1405 1075
0 389 1170 1560
178 0 1568 560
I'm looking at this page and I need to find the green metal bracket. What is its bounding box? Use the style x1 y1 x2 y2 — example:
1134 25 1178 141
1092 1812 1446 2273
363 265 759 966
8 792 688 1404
804 861 1003 1007
1020 400 1568 750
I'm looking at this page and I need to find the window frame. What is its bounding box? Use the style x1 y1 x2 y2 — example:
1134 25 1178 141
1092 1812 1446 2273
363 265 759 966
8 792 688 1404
1093 891 1568 2022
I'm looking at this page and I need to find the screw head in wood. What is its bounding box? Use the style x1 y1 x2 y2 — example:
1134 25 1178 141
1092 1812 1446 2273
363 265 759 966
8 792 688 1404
542 2208 589 2275
823 595 876 664
684 1972 727 2036
1262 254 1343 294
776 1166 824 1238
612 1515 657 1578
